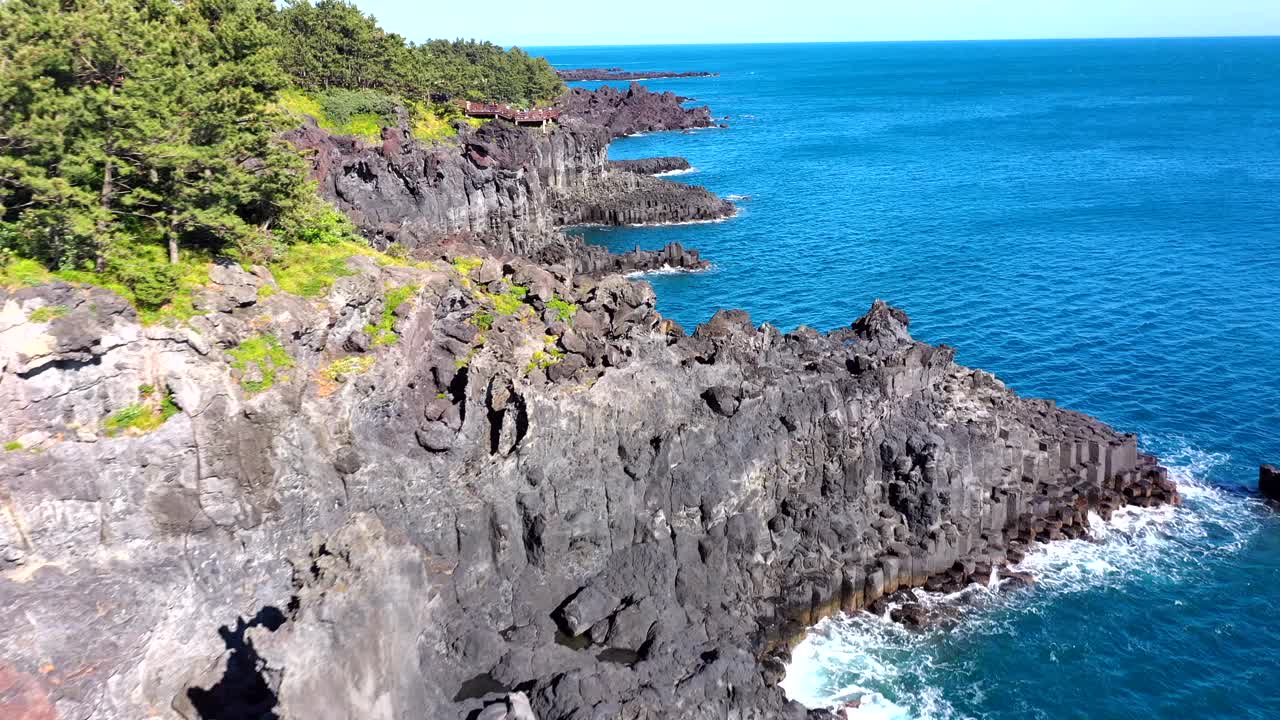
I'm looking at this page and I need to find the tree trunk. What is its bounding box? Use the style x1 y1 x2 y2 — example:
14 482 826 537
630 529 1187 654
95 80 118 273
168 230 178 265
95 157 113 273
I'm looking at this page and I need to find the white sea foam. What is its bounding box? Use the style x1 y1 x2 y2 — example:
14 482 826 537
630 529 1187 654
623 264 713 278
654 167 697 177
782 438 1263 719
622 210 739 228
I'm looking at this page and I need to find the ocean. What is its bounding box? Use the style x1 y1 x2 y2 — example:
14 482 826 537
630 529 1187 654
534 39 1280 719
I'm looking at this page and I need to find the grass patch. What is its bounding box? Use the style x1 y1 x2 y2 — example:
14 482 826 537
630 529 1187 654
0 256 52 287
451 256 484 277
102 390 180 437
2 248 212 327
28 305 69 322
269 241 360 297
227 334 294 394
322 355 376 381
547 296 578 322
363 284 419 346
269 234 434 299
3 440 21 452
490 285 529 316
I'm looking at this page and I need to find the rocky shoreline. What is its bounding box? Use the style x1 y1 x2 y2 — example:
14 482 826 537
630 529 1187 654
557 68 717 81
0 78 1185 720
551 171 736 226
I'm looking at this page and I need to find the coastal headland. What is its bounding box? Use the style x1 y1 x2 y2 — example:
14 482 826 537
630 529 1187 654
0 63 1182 720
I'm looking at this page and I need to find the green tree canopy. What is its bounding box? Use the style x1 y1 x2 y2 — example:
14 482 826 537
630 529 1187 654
0 0 311 271
273 0 563 105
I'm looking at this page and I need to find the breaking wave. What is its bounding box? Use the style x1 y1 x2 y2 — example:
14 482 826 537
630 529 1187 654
781 439 1265 719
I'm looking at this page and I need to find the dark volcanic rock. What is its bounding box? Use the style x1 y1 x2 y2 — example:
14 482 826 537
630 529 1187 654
609 157 692 176
0 257 1181 720
1261 464 1280 502
286 119 733 252
284 118 610 255
533 236 710 276
557 68 716 82
556 83 717 138
551 172 736 226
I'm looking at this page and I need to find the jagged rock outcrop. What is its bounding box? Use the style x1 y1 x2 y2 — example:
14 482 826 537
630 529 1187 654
556 84 718 138
551 172 736 226
531 237 710 276
609 157 692 176
1261 464 1280 502
557 69 716 81
0 247 1178 720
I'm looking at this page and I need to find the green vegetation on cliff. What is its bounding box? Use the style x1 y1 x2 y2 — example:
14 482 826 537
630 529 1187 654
0 0 561 320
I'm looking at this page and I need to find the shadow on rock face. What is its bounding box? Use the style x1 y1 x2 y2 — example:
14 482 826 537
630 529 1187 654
187 606 286 720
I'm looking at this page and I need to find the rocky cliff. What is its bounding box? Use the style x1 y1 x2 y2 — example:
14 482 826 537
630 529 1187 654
285 119 610 256
287 118 732 254
0 241 1178 720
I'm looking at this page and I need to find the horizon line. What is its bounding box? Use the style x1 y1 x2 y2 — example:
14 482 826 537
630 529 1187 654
520 33 1280 50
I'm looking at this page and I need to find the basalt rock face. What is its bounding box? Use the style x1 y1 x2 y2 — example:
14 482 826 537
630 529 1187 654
556 84 717 138
285 118 610 255
287 119 730 251
551 171 737 226
557 68 716 81
0 248 1177 720
609 157 692 175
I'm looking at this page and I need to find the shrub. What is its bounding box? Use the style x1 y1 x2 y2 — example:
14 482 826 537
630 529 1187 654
318 88 399 129
471 311 494 331
108 247 182 309
4 441 21 452
277 203 360 247
227 334 294 393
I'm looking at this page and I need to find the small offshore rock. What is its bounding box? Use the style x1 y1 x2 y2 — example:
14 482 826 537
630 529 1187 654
1259 464 1280 503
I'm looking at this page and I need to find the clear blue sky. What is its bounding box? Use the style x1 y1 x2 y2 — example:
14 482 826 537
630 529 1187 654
353 0 1280 47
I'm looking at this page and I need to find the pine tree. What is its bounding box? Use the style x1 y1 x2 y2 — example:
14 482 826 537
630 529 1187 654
0 0 310 272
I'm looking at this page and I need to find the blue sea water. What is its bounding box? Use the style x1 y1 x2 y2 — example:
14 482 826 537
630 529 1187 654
534 39 1280 719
